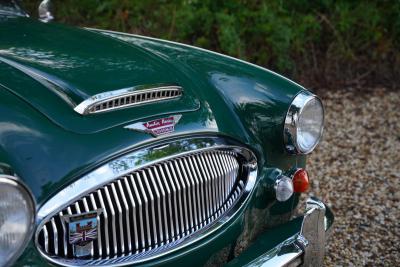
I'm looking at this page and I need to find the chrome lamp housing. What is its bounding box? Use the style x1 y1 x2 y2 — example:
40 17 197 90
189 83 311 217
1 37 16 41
284 91 325 154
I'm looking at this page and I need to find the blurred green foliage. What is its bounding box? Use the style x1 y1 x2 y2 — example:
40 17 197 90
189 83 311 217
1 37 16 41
23 0 400 89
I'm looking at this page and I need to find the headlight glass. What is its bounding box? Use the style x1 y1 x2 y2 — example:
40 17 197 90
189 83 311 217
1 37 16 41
297 97 324 152
284 92 324 154
0 176 35 267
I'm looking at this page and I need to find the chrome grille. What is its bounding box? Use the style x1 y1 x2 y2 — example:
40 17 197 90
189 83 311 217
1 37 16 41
37 150 245 261
74 85 182 115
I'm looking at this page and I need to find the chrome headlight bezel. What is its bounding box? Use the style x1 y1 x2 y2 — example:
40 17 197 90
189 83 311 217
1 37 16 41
0 175 36 267
284 91 325 154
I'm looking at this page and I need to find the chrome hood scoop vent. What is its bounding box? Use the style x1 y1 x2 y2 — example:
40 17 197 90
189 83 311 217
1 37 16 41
74 84 183 115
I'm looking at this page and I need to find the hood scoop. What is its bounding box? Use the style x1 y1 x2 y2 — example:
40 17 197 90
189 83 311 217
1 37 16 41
74 84 183 115
0 19 201 134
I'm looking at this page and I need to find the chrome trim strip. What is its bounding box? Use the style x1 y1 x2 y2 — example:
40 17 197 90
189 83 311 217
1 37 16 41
244 235 303 267
74 84 182 115
35 136 257 266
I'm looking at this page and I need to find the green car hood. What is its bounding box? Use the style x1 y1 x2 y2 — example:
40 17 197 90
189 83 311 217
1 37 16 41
0 17 199 134
0 16 306 204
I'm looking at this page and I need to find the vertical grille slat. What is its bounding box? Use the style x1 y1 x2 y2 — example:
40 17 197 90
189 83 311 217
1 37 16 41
128 174 145 251
110 183 124 254
148 168 164 245
156 165 175 241
82 198 89 212
193 155 209 224
82 197 95 257
219 154 229 203
205 153 218 218
142 170 158 247
188 156 206 227
183 158 199 230
43 225 49 253
198 154 214 221
227 155 236 195
59 211 68 257
74 202 81 214
164 162 183 238
211 153 223 212
104 186 117 256
122 177 138 252
173 160 190 234
37 149 252 264
222 154 231 200
50 218 58 255
117 180 132 253
90 193 102 258
180 159 195 232
135 171 151 249
97 189 110 256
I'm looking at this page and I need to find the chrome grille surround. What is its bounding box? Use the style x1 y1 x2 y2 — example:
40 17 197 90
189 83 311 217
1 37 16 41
35 137 257 266
74 84 182 115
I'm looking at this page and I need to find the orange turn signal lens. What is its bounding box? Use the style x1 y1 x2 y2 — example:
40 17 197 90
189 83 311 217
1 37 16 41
293 169 309 193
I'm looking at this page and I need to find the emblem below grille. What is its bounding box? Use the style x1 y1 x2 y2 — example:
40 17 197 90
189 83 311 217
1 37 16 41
35 137 257 266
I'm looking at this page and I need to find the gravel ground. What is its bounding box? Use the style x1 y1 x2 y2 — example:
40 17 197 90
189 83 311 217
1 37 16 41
306 87 400 266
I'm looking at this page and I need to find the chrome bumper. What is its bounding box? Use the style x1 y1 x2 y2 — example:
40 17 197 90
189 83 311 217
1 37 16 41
233 197 333 267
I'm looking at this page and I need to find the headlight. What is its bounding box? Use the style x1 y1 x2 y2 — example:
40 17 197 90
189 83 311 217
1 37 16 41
0 176 35 267
284 91 324 154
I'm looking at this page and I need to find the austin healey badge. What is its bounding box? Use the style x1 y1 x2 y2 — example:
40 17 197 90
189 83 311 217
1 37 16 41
63 210 102 258
124 114 182 137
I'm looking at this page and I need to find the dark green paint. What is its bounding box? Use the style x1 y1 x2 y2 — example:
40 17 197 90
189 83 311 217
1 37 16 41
0 15 322 267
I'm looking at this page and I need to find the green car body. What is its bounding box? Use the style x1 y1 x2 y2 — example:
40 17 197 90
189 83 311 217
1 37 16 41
0 5 333 267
